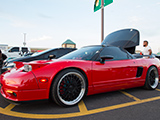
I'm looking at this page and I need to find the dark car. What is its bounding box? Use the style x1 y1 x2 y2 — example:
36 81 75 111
153 54 160 59
2 47 76 73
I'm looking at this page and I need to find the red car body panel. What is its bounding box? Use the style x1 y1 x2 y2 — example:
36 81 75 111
31 60 93 97
0 57 160 102
0 69 46 101
92 58 160 94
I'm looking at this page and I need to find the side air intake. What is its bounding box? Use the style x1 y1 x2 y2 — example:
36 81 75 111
136 67 143 77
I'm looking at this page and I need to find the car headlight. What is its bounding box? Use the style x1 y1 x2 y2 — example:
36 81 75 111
24 65 32 72
4 62 16 70
7 62 16 67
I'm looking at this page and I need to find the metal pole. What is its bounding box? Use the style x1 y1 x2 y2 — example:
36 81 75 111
23 33 26 46
101 0 104 43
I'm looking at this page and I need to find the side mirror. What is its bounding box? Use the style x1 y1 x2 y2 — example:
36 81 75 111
19 52 22 56
48 55 56 60
8 50 11 52
100 55 114 64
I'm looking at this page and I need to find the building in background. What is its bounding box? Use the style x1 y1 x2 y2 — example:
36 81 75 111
0 44 8 52
62 39 76 48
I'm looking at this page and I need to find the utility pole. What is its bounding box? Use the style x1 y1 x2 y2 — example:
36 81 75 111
94 0 113 42
101 0 104 43
23 33 26 46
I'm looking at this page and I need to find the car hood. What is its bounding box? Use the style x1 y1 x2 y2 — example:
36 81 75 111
101 28 140 54
27 59 89 65
8 56 33 63
13 59 55 70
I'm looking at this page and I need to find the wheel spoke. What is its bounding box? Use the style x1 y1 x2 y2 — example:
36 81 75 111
149 70 156 85
64 92 70 100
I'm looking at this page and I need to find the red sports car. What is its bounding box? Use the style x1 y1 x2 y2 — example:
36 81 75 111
0 29 160 107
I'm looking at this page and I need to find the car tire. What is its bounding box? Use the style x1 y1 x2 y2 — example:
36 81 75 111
50 69 86 107
144 66 159 90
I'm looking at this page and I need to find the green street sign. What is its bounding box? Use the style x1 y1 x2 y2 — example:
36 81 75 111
94 0 113 12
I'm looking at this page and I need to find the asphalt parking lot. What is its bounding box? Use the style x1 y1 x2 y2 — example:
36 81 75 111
1 83 160 120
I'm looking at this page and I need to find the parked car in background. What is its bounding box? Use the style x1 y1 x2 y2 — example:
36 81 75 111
23 52 34 57
2 47 76 73
133 53 160 59
153 54 160 59
3 46 31 58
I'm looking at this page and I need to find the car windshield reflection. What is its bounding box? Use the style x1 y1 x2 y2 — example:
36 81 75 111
59 46 102 61
31 49 51 56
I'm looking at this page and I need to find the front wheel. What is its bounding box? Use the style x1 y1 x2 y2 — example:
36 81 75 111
144 66 159 90
50 69 86 107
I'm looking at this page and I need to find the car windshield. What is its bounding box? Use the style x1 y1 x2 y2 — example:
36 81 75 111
59 46 102 61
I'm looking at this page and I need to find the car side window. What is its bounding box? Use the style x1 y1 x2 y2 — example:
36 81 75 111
99 47 129 61
56 49 70 58
10 47 19 52
22 47 29 53
43 50 58 59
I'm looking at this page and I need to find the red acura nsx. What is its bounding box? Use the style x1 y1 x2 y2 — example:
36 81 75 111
0 29 160 107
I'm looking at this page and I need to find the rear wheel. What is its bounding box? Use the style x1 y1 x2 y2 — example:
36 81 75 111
50 69 86 107
144 66 159 90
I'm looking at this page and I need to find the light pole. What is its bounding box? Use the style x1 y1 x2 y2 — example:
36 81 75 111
23 33 26 46
101 0 104 43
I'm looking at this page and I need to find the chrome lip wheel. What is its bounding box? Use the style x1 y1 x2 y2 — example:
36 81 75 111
57 72 86 106
149 67 159 89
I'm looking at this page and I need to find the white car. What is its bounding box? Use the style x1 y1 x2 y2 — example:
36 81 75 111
3 46 31 58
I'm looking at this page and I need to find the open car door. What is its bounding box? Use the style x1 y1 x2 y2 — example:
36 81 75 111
101 29 140 54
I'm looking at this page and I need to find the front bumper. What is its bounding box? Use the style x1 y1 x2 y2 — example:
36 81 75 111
0 68 48 103
1 85 48 102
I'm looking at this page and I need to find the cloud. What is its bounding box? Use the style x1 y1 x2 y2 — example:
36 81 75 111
157 2 160 5
129 16 142 23
0 13 34 28
11 19 34 28
136 5 141 8
128 16 143 26
38 13 52 19
29 36 53 42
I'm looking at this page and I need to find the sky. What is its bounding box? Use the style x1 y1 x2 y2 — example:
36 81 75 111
0 0 160 53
